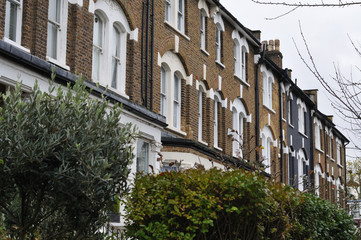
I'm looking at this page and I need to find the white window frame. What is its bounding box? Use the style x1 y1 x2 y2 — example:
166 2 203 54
261 65 274 110
215 25 221 62
198 87 204 141
241 46 246 80
232 30 249 82
329 134 334 159
160 65 168 116
288 93 294 125
213 94 222 149
231 99 248 158
165 0 172 22
46 0 69 69
4 0 22 43
173 73 181 129
336 138 342 165
92 12 104 83
111 24 122 89
297 98 307 135
159 51 187 134
4 0 29 52
200 10 206 50
92 1 130 98
297 150 308 191
233 40 240 77
177 0 184 32
261 126 274 174
136 139 150 173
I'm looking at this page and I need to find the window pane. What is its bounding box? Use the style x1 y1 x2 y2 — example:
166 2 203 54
113 26 121 57
161 66 167 116
92 48 101 80
5 0 18 41
165 0 171 22
136 140 149 173
111 57 118 89
47 22 58 58
93 14 103 47
48 0 61 23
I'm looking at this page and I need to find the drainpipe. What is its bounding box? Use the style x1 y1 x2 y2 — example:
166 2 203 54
309 110 314 191
144 0 150 108
344 141 350 208
140 2 145 105
324 126 328 200
255 46 265 163
279 78 283 183
150 0 155 110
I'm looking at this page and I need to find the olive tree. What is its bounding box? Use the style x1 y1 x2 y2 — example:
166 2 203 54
0 75 136 239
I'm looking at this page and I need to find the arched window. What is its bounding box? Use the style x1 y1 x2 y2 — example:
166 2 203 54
92 0 130 97
297 149 308 191
160 65 168 116
92 12 104 82
314 118 322 150
214 94 221 148
261 65 274 110
232 30 249 83
111 24 122 89
314 163 323 196
198 83 206 142
261 126 274 174
231 99 248 158
336 138 342 165
159 51 187 132
173 73 181 129
215 25 221 62
297 99 307 135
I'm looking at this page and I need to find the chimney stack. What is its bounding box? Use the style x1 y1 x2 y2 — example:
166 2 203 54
304 89 318 108
264 39 283 68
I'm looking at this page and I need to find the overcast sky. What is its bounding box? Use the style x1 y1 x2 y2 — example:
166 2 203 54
221 0 361 159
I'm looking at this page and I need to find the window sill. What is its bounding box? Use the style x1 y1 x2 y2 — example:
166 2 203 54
96 82 130 100
234 74 250 87
46 56 70 71
3 37 30 53
315 147 324 154
214 146 223 151
215 60 225 69
200 48 209 56
166 125 187 136
330 158 335 162
263 104 276 114
337 163 343 168
198 140 208 146
298 131 308 139
288 123 294 128
164 21 190 41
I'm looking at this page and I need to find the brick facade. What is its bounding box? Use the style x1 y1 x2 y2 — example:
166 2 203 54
0 0 348 206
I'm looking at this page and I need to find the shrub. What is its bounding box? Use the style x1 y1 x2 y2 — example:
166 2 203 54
124 168 268 240
123 168 356 240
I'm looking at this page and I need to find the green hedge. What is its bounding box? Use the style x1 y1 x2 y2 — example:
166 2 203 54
123 168 356 240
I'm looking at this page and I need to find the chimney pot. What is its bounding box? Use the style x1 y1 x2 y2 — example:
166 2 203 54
275 39 280 51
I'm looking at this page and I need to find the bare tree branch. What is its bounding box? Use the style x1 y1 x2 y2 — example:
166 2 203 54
252 0 361 7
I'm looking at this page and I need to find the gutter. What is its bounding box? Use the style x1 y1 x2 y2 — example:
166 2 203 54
211 0 261 47
0 40 167 128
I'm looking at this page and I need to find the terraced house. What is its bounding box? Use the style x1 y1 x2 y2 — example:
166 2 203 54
0 0 348 229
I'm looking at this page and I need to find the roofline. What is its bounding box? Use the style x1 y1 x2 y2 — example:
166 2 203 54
212 0 261 47
0 40 167 128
